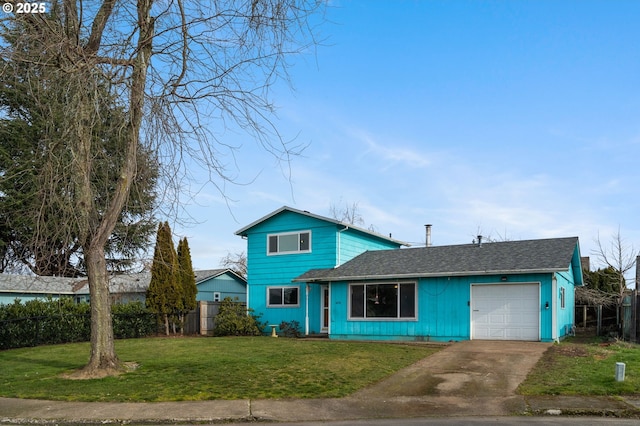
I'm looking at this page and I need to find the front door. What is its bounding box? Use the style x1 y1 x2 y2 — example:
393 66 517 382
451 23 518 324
321 285 329 333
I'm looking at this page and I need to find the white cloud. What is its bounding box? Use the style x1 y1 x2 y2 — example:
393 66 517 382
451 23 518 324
349 128 433 170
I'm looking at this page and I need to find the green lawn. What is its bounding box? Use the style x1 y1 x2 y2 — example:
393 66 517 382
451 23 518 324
518 337 640 396
0 337 439 402
3 336 638 403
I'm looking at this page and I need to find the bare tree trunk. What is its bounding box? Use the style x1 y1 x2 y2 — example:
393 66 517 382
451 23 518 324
73 245 120 378
77 0 152 376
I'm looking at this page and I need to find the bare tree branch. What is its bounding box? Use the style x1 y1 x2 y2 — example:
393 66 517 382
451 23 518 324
1 0 324 377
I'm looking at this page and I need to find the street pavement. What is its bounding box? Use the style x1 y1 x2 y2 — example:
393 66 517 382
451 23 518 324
1 340 639 424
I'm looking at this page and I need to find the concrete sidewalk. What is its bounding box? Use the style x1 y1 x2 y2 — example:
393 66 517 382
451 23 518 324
1 394 639 423
1 340 639 423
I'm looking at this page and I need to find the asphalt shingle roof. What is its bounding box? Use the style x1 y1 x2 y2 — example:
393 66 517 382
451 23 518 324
1 269 242 297
295 237 580 282
0 274 81 294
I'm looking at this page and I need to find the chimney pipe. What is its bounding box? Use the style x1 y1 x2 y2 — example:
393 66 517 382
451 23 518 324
425 224 432 247
477 235 483 247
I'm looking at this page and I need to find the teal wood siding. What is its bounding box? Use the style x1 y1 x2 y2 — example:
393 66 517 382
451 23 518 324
555 268 577 339
244 210 402 334
338 230 401 266
329 273 557 342
196 274 247 302
555 242 581 339
246 211 339 332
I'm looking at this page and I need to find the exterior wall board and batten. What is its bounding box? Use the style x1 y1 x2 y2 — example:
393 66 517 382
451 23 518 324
328 273 558 342
235 207 405 334
195 270 247 303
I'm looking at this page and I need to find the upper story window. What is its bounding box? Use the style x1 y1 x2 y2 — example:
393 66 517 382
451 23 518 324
267 231 311 255
560 287 565 309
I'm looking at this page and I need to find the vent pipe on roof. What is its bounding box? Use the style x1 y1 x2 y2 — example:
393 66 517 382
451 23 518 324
425 224 432 247
477 235 483 247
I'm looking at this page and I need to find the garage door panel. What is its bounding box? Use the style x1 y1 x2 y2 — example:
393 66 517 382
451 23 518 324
472 284 539 341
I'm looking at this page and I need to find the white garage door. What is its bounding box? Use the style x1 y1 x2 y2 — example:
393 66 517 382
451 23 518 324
471 284 539 341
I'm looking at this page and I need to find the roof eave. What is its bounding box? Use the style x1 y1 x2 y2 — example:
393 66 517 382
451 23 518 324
296 268 564 283
235 206 409 246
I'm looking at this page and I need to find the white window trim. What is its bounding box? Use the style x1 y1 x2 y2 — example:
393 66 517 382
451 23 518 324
348 281 417 321
267 231 312 255
267 285 301 308
560 287 566 309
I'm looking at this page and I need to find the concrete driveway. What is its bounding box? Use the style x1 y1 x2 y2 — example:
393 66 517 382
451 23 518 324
353 339 551 399
277 339 553 419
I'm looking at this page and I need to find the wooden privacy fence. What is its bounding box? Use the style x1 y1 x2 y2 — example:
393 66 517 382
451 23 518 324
575 290 640 342
630 291 640 343
183 301 247 336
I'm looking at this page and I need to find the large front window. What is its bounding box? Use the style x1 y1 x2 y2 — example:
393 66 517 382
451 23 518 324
350 282 416 319
268 286 299 307
267 231 311 255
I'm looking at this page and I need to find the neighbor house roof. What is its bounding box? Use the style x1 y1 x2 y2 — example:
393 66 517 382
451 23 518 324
195 269 247 284
234 206 409 246
1 269 240 297
0 274 81 295
294 237 582 283
72 273 150 295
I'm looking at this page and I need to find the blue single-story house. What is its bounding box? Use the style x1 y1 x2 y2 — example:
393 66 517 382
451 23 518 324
194 269 247 302
0 274 80 305
237 206 583 342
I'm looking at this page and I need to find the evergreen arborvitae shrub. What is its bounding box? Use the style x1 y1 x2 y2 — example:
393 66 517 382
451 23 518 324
147 221 180 334
177 237 197 332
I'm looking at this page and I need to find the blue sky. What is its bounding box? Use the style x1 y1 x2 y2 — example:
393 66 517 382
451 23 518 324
172 1 640 272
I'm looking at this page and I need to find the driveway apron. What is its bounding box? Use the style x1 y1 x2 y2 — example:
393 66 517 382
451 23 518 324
353 340 551 399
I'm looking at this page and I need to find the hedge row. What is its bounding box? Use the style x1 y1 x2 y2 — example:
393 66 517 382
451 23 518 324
0 298 157 350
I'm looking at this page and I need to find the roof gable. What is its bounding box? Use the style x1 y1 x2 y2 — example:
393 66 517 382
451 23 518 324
195 269 247 284
296 237 581 282
235 206 407 246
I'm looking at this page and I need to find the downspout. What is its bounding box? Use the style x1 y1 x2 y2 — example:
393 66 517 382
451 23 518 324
241 235 249 318
551 273 558 342
305 283 310 336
